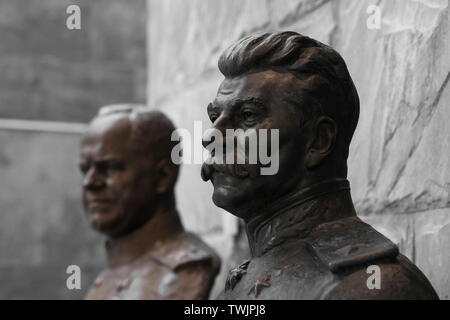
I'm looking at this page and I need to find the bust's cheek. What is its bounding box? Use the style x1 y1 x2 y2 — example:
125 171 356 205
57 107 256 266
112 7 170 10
104 175 133 198
257 117 274 129
277 141 306 174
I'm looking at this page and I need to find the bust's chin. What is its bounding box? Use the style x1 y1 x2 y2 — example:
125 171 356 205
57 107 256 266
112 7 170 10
211 187 254 221
88 212 127 238
90 220 118 237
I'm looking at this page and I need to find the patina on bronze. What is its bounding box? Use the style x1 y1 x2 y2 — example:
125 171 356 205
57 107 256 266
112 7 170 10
80 104 220 300
201 32 438 299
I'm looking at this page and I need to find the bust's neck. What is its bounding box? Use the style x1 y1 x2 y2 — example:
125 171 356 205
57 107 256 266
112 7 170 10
245 178 355 257
105 201 183 268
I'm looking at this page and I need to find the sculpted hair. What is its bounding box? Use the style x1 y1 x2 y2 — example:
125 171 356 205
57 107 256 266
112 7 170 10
95 104 180 180
218 31 360 162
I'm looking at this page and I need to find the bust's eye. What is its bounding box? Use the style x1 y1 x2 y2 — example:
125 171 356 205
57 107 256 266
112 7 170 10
79 163 89 174
101 161 124 173
242 110 254 120
241 107 259 125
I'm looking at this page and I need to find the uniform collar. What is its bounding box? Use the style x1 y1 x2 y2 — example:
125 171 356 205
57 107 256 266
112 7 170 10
245 178 354 257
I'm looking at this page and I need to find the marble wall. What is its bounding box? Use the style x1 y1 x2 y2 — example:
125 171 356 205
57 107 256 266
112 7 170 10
0 0 146 122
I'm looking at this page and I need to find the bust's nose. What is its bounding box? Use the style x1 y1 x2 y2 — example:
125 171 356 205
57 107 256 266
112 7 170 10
83 168 106 190
202 114 231 150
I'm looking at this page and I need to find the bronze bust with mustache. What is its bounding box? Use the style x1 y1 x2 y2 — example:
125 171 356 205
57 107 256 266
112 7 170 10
201 32 438 299
80 104 220 299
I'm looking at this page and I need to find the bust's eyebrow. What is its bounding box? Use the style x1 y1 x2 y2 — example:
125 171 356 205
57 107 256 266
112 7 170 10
231 97 265 110
92 156 124 164
208 97 266 112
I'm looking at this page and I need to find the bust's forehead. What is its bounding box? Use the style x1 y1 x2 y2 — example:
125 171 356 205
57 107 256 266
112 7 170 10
86 114 130 136
215 70 300 105
82 114 132 149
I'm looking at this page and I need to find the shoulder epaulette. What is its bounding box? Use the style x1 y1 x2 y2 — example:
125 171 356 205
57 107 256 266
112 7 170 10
149 232 220 272
307 217 399 273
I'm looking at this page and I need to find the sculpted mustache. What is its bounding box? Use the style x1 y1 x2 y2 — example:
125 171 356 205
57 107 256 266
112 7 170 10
201 160 250 181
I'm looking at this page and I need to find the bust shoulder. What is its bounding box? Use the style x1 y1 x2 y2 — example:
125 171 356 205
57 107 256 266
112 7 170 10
128 231 221 299
305 216 438 299
324 254 439 299
148 231 221 273
306 216 399 272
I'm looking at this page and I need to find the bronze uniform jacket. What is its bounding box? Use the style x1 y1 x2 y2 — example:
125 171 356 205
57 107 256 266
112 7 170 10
85 231 220 300
219 180 438 300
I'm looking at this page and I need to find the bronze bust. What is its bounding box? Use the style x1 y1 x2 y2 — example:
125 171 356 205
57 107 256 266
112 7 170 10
201 32 438 299
80 104 220 300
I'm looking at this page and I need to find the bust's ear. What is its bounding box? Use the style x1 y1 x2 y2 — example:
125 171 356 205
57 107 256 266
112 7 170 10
304 116 337 169
155 159 177 194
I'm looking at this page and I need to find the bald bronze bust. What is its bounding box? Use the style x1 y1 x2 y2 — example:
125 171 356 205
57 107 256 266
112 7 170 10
80 104 220 300
201 32 438 299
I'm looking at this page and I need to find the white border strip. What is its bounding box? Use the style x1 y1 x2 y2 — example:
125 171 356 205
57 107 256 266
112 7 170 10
0 119 88 134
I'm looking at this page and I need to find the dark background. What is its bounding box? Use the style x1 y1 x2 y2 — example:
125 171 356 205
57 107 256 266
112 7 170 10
0 0 146 299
